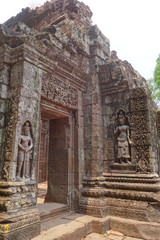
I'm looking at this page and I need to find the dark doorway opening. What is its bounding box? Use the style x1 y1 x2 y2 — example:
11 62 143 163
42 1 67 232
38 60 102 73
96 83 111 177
37 110 71 219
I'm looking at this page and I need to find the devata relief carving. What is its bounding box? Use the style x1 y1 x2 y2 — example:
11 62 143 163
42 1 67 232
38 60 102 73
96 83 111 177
16 121 33 181
114 110 132 164
0 1 160 239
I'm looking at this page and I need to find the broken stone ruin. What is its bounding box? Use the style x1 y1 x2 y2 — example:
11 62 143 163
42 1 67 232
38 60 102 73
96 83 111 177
0 0 160 239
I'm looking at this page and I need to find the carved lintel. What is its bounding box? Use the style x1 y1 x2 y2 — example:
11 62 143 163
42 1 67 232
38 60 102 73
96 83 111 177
41 72 78 108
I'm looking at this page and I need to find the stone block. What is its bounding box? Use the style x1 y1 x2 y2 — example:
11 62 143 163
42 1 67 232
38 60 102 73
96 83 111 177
0 99 5 112
0 84 7 99
92 136 103 148
0 208 40 240
0 66 9 85
84 233 106 240
0 113 4 129
92 217 110 234
110 217 160 240
91 148 103 161
108 234 123 240
110 164 137 173
125 237 143 240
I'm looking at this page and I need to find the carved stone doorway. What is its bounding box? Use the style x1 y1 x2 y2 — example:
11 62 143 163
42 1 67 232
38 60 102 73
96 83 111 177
37 107 73 215
37 119 49 204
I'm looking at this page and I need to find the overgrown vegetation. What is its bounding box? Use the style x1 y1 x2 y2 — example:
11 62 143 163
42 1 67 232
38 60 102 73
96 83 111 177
147 54 160 108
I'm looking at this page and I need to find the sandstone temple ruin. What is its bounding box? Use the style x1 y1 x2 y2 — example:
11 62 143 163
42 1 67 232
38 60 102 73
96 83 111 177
0 0 160 239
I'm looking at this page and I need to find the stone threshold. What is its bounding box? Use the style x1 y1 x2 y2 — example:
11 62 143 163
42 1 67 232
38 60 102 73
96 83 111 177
38 202 69 222
32 213 160 240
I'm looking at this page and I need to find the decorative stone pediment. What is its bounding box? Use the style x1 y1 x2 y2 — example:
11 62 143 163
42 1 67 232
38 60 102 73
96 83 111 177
41 72 78 109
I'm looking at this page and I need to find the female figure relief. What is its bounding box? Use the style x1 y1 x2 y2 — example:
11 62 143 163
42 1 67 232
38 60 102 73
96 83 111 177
114 110 132 164
16 121 33 181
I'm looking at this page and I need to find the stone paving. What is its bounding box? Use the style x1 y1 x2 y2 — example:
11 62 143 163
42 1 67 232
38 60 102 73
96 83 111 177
33 213 144 240
83 230 143 240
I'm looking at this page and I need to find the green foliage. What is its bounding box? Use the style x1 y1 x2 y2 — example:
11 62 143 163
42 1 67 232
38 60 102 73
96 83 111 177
147 78 160 102
154 54 160 88
147 55 160 108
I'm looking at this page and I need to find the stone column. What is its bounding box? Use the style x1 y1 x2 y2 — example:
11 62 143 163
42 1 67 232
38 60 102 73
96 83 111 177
76 90 84 209
79 25 110 217
83 72 103 177
79 72 107 217
0 59 42 240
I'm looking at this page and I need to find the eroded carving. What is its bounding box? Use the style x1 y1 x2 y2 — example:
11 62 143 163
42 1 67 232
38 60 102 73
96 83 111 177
2 162 10 181
5 97 19 163
42 73 78 108
16 121 33 181
64 122 70 149
1 97 19 180
114 109 132 164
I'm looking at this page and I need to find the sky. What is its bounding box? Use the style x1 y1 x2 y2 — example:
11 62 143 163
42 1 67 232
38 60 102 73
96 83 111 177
0 0 159 80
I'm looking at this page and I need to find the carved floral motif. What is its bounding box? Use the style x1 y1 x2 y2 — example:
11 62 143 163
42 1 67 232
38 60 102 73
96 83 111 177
130 88 151 173
2 97 19 181
0 211 40 233
4 97 18 162
41 73 78 108
130 98 148 112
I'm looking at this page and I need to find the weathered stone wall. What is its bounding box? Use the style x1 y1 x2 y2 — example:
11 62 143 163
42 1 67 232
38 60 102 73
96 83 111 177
0 50 41 239
11 61 42 181
79 51 160 221
5 0 92 31
0 0 160 238
83 73 103 177
98 52 160 174
0 61 10 179
99 55 131 172
148 97 160 173
82 22 110 178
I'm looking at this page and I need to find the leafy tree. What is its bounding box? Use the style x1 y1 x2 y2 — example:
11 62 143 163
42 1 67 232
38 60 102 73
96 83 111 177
147 55 160 108
147 78 160 106
154 54 160 88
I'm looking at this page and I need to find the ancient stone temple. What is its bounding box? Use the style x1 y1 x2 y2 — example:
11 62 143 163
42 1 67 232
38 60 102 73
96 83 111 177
0 0 160 239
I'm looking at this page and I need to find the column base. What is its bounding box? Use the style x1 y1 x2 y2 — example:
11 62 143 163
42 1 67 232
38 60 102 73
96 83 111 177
0 208 40 240
79 197 108 218
80 174 160 222
110 163 137 173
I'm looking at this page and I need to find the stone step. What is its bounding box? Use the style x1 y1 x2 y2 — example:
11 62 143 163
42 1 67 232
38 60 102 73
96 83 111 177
32 213 160 240
38 202 70 222
85 232 143 240
33 214 145 240
32 213 110 240
84 231 144 240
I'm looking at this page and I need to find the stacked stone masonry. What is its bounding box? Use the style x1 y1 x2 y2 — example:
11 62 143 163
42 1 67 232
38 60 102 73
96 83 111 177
0 0 160 239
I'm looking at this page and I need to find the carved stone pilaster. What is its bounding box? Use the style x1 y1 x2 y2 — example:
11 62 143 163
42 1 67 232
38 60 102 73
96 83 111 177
0 181 40 240
0 58 42 239
130 87 159 174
